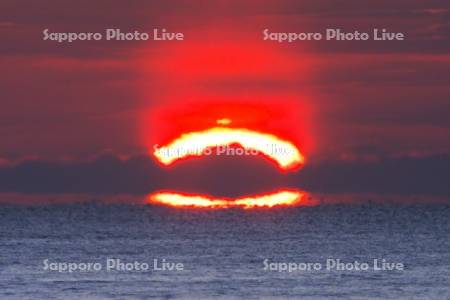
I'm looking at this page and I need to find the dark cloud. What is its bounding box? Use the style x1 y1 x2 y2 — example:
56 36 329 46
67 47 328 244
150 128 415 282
292 153 450 196
0 154 449 198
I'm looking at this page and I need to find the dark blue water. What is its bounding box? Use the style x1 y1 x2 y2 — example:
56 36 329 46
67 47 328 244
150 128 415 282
0 203 449 299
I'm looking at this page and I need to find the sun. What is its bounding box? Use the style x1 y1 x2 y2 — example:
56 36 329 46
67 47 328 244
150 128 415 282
153 126 304 171
147 109 308 209
148 190 304 209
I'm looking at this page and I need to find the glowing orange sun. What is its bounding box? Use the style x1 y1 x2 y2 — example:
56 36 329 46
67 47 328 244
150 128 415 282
153 126 304 170
148 190 304 209
148 119 306 209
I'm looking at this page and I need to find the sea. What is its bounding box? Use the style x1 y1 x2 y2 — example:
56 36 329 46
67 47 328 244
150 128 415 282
0 203 449 299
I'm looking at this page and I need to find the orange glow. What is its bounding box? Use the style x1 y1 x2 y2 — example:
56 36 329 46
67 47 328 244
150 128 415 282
141 100 315 166
148 190 304 209
139 26 316 163
153 127 304 170
216 118 231 125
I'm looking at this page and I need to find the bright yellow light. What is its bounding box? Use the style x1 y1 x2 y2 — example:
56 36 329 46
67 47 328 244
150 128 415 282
148 190 303 209
153 127 304 170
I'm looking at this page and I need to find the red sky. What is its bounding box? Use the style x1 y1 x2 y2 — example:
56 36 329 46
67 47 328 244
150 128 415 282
1 0 449 164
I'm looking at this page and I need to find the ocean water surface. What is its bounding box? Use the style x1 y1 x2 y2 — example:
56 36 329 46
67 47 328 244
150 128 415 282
0 203 449 299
